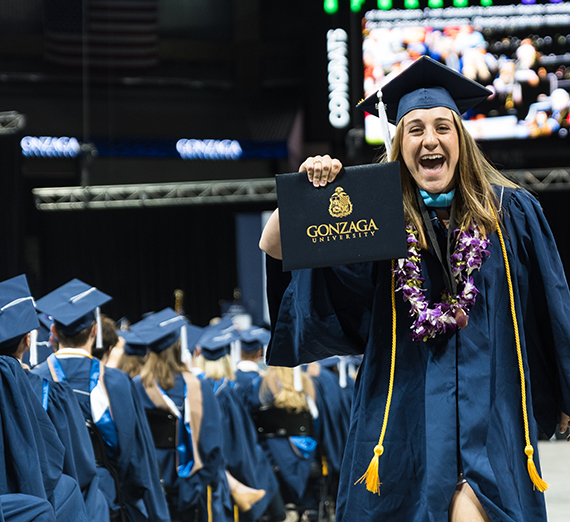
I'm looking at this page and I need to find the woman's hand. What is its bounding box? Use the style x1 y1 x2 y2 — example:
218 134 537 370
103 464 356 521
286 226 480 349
559 412 570 441
300 155 343 187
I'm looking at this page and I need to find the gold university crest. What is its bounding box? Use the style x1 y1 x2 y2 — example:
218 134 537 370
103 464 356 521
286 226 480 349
328 187 353 218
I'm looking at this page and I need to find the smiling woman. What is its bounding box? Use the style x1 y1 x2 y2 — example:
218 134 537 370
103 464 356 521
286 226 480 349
260 56 570 522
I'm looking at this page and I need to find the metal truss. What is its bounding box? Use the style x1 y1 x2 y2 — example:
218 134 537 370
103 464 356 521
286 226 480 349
33 178 277 211
503 168 570 192
31 167 570 211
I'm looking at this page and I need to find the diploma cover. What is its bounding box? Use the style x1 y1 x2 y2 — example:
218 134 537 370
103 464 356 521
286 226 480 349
276 162 407 271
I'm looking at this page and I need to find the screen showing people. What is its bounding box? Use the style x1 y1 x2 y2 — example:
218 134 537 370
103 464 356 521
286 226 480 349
362 0 570 144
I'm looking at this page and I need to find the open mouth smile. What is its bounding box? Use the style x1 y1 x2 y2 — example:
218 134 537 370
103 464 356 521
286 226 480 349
420 154 445 173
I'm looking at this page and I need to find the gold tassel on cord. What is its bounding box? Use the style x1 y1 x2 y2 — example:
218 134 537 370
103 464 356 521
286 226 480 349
525 445 548 492
355 261 397 495
494 211 548 492
355 444 384 494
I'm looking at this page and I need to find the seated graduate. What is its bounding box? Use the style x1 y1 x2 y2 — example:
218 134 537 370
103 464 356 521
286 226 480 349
0 275 109 522
31 278 170 522
195 322 285 522
233 326 270 412
0 494 56 522
129 308 234 522
0 275 89 522
92 315 120 365
256 366 320 508
115 330 148 378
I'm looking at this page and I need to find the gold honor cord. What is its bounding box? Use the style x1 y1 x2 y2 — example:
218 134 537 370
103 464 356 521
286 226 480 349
207 485 213 522
356 259 397 494
234 504 239 521
494 212 548 492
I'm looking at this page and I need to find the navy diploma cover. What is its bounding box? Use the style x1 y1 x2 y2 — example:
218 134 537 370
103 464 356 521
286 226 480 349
276 162 407 271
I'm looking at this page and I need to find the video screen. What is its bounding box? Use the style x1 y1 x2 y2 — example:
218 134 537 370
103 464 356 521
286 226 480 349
362 2 570 145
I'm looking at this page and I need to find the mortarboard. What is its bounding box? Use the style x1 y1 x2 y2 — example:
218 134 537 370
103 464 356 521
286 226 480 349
35 279 112 338
357 55 492 125
118 330 148 357
130 307 189 353
0 274 40 351
238 326 271 353
197 319 239 361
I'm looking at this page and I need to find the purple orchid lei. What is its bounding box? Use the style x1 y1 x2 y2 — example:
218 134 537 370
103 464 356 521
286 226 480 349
393 221 491 342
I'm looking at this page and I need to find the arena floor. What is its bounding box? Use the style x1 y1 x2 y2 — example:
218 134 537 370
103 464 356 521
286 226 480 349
539 440 570 521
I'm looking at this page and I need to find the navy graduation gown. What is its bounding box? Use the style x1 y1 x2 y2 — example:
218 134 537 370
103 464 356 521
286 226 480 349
32 356 170 522
268 187 570 521
255 382 319 505
0 494 56 522
311 366 351 480
0 357 88 522
234 367 263 412
133 373 233 522
203 377 279 521
24 372 109 522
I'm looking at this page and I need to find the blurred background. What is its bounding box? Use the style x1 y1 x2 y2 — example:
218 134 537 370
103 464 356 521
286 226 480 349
0 0 569 328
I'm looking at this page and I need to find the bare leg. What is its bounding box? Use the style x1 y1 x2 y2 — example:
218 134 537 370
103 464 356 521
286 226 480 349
225 470 266 512
449 482 492 522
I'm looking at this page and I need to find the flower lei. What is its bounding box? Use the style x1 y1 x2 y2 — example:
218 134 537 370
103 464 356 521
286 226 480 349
393 221 491 342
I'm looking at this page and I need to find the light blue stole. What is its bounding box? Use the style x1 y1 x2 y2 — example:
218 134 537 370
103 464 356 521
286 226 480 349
47 352 118 454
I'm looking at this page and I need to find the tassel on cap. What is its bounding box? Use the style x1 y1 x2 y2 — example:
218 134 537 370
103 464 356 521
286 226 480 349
96 306 103 349
180 324 190 364
230 339 241 371
29 329 38 367
293 366 303 392
377 90 393 159
339 356 347 389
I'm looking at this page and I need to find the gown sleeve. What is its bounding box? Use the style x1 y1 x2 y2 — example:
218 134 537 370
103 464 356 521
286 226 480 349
267 261 383 366
502 189 570 436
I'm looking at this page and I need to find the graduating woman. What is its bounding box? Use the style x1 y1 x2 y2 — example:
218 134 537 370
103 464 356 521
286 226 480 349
260 56 570 521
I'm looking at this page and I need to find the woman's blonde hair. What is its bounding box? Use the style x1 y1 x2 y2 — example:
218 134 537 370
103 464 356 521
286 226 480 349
116 353 146 379
259 366 316 413
388 111 519 249
195 353 235 381
139 340 187 390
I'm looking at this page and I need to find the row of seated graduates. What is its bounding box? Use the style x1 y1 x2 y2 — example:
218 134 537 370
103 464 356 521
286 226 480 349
23 275 305 522
2 273 356 522
5 275 268 522
112 310 357 521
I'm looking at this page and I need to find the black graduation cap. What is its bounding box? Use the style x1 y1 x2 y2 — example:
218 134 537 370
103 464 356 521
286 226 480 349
0 274 39 350
357 56 492 125
238 326 270 353
197 319 239 361
35 278 111 337
129 307 189 353
118 330 147 357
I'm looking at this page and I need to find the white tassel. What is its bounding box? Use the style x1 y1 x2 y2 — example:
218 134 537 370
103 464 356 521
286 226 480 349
95 306 103 349
339 356 347 389
377 90 393 159
230 340 241 371
293 366 303 392
30 329 38 367
180 325 190 364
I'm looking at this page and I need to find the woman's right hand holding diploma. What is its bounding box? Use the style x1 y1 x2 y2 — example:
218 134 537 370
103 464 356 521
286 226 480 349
259 154 344 259
300 155 343 187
